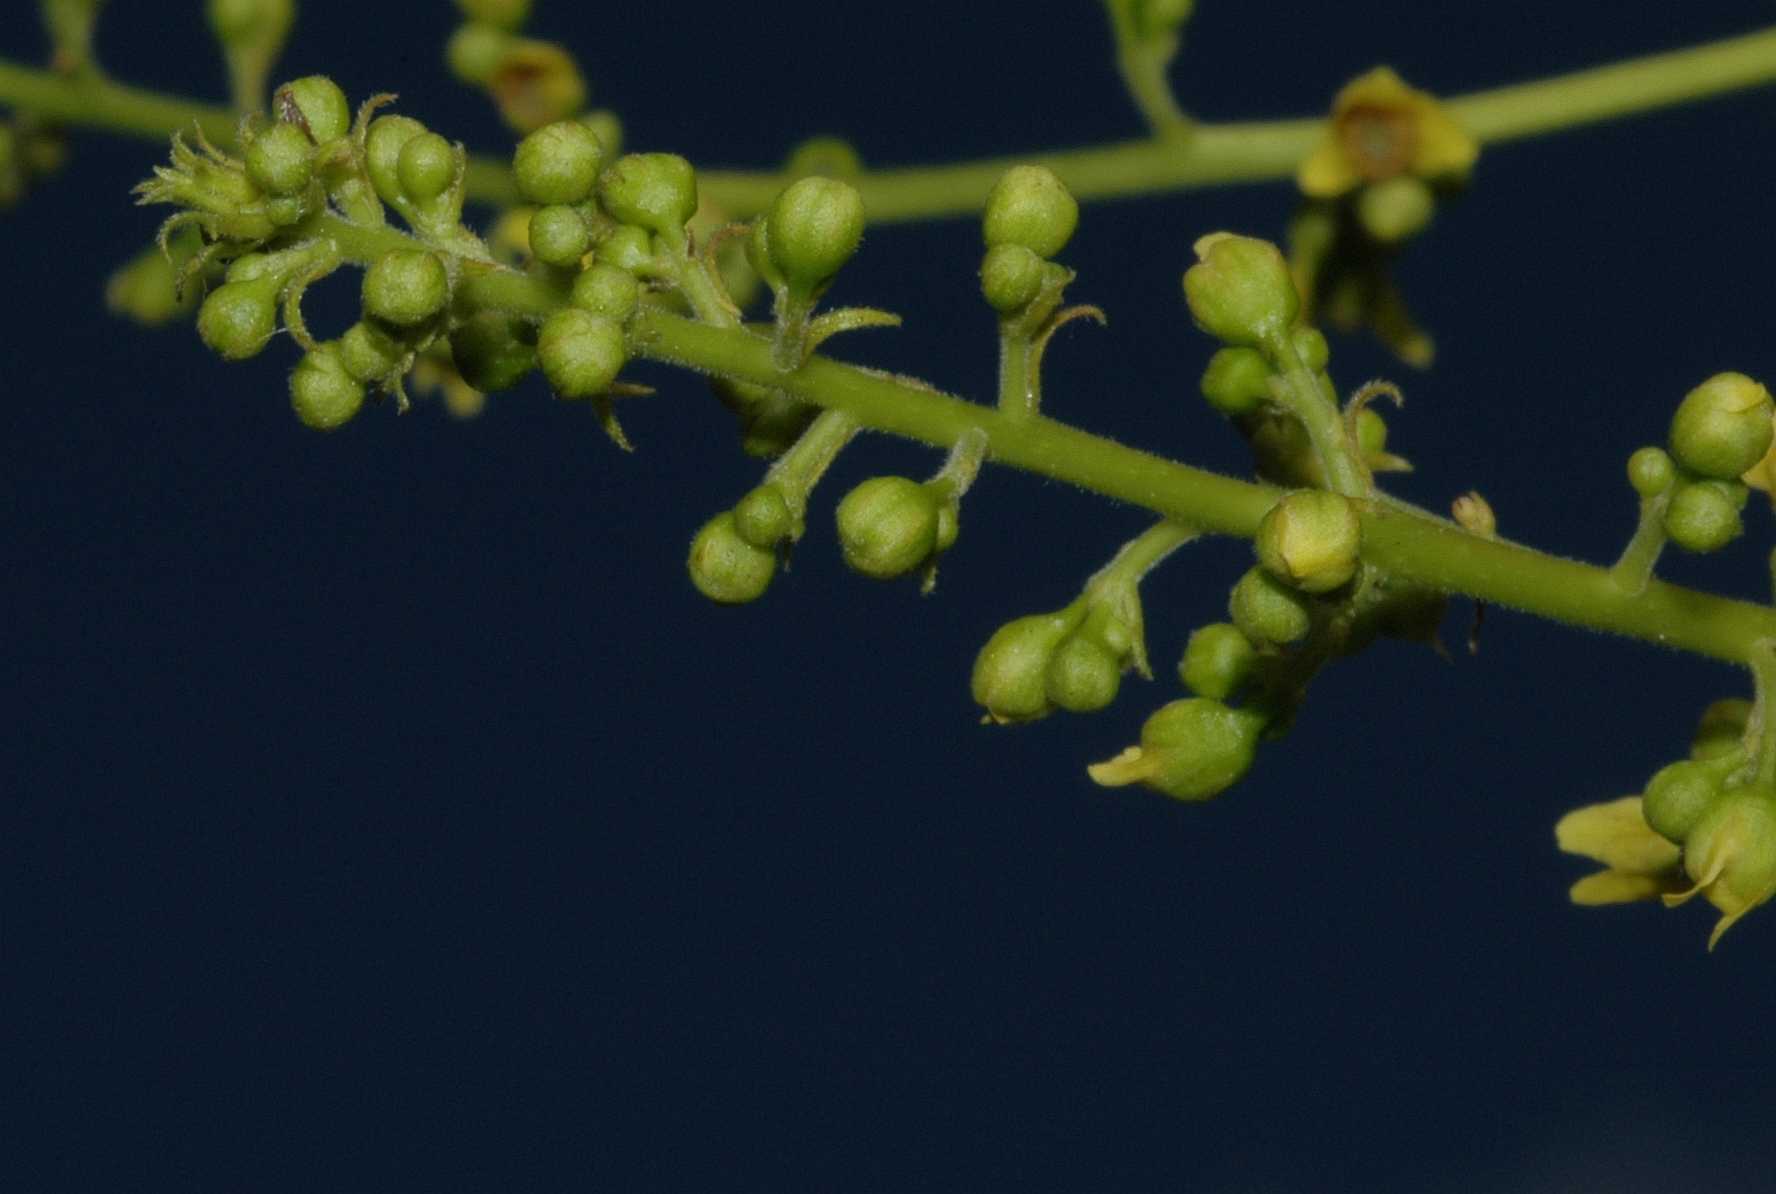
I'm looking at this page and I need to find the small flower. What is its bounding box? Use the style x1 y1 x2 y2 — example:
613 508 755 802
1297 66 1478 199
1660 791 1776 950
1554 796 1686 905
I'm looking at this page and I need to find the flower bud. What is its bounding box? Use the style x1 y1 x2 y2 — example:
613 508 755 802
1255 490 1361 593
1357 176 1435 243
289 344 366 431
537 308 626 399
971 611 1080 724
455 0 530 30
362 249 450 327
1181 233 1299 347
596 225 654 274
687 512 776 604
598 153 699 238
981 165 1078 260
528 204 592 267
1354 408 1390 459
1667 788 1776 948
1045 635 1124 714
733 484 795 549
1692 698 1752 761
277 76 350 144
363 115 425 207
1626 445 1677 497
1179 622 1258 700
1668 372 1774 480
244 121 313 196
487 40 586 133
448 312 537 393
979 243 1045 314
338 319 406 383
396 132 458 204
197 276 280 361
1290 326 1330 372
835 476 943 579
570 262 641 321
765 176 865 297
445 22 511 84
1229 566 1312 646
208 0 295 42
1087 698 1267 801
1199 347 1272 417
785 135 862 180
514 119 605 206
106 240 198 326
1131 0 1194 37
1663 478 1743 553
1641 759 1730 844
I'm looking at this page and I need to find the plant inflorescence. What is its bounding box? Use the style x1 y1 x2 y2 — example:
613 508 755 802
12 0 1776 946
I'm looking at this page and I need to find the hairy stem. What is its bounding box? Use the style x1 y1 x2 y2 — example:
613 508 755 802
9 24 1776 220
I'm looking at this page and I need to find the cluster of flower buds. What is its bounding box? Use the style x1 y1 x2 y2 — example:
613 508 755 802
1560 698 1776 948
1623 373 1773 553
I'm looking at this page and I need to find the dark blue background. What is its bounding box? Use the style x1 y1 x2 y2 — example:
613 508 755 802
6 2 1776 1190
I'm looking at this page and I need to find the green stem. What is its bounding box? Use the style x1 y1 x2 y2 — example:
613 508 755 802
997 327 1035 415
1609 493 1671 594
1750 640 1776 788
768 407 858 509
10 24 1776 220
628 307 1776 665
1263 335 1368 497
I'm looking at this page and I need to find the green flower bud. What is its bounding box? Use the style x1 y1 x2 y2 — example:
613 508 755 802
363 114 425 207
448 312 538 393
338 319 406 383
1627 445 1677 497
687 512 776 604
528 204 592 268
106 240 198 326
1181 232 1299 347
835 476 943 579
570 262 641 321
1255 490 1362 593
598 153 698 238
981 165 1078 260
972 610 1079 724
277 76 350 144
1674 788 1776 948
455 0 530 30
264 194 307 227
733 484 795 549
765 176 865 296
1045 634 1123 714
1692 698 1752 761
1642 759 1730 844
1663 478 1743 553
785 135 863 180
197 276 280 361
362 249 450 327
1290 326 1330 373
244 121 313 196
396 132 457 204
208 0 295 42
1354 408 1390 459
1200 346 1272 417
595 225 654 274
581 111 624 160
537 308 625 399
445 22 511 85
979 243 1045 315
1229 566 1312 646
289 344 366 431
1087 698 1267 802
1668 372 1774 480
1179 622 1258 700
1357 176 1435 243
514 119 606 206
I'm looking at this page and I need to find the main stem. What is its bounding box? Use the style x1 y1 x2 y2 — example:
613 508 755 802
625 307 1776 666
7 24 1776 220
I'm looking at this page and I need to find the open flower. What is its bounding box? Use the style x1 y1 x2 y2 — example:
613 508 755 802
1298 67 1478 199
1555 796 1686 905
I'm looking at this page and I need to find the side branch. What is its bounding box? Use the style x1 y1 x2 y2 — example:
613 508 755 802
630 309 1776 664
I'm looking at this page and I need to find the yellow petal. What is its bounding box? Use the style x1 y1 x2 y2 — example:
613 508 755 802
1570 869 1677 906
1298 139 1361 198
1333 66 1417 112
1087 746 1156 788
1555 796 1681 873
1410 102 1480 181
